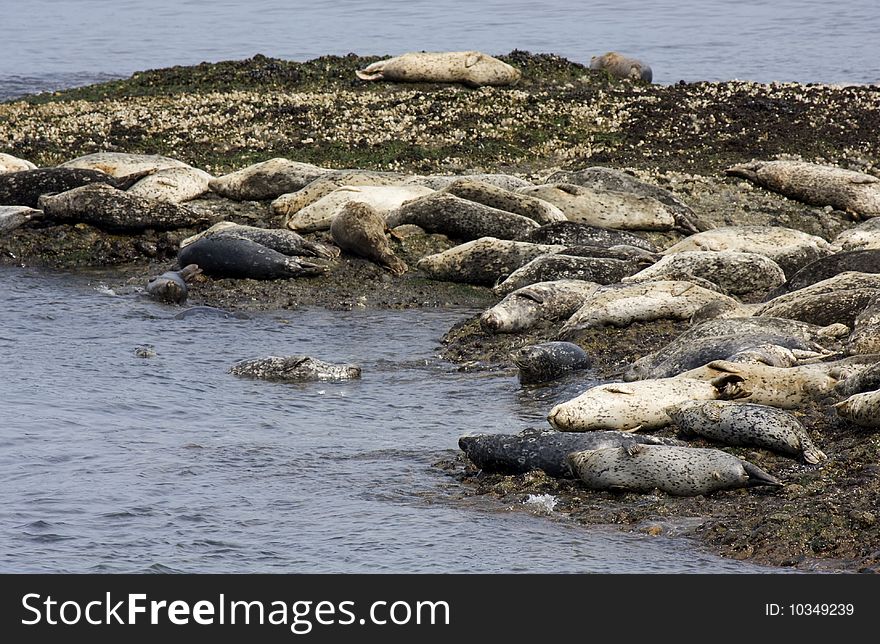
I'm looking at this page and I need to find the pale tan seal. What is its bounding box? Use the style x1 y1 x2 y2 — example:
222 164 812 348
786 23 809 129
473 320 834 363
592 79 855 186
330 202 407 275
589 52 653 83
283 185 433 232
479 279 601 334
834 389 880 428
0 152 37 173
440 178 566 225
0 205 43 233
271 170 412 218
126 166 214 203
209 158 331 201
59 152 188 177
356 51 521 87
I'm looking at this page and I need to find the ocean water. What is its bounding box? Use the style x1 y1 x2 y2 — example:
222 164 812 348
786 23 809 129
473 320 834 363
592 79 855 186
1 0 878 99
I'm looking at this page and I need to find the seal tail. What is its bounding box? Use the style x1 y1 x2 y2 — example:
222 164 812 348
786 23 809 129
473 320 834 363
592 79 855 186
741 461 784 488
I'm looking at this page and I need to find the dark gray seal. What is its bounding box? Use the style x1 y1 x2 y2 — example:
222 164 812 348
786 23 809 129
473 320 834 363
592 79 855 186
458 427 683 478
666 400 827 464
567 444 783 496
177 235 326 280
330 201 407 275
765 249 880 300
756 272 880 327
512 341 592 385
182 221 339 260
229 355 361 382
0 167 149 208
493 254 639 295
146 264 202 304
523 220 656 251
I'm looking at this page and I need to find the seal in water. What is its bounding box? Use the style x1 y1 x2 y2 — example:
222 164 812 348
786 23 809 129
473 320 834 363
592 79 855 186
512 341 592 385
330 202 407 275
765 249 880 299
567 444 782 496
440 178 566 225
146 264 202 304
386 192 540 241
0 167 150 208
229 355 361 382
524 221 656 251
417 238 565 286
479 279 601 334
0 153 36 173
589 52 653 82
126 166 214 203
177 235 326 280
173 306 251 320
38 183 212 231
547 373 746 432
59 152 188 177
355 51 521 87
181 221 339 260
666 400 826 463
834 388 880 428
208 158 331 201
0 205 42 233
726 160 880 218
493 254 640 295
457 427 683 478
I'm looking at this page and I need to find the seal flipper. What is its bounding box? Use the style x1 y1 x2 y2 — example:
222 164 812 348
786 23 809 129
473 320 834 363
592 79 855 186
710 373 750 400
356 61 385 81
741 461 784 488
112 169 157 191
178 264 202 282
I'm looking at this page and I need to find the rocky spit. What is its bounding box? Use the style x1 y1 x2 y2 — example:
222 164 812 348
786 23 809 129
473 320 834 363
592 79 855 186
2 52 879 572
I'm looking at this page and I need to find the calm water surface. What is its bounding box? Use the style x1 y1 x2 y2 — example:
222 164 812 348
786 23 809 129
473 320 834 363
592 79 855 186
0 267 787 573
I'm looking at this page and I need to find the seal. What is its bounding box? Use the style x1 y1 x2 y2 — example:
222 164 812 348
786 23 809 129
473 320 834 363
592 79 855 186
832 217 880 251
126 166 214 203
661 225 834 278
181 221 339 259
512 341 592 385
479 279 601 333
417 238 565 286
386 192 540 241
409 173 531 192
146 264 202 304
755 271 880 327
666 400 827 463
726 160 880 218
0 152 36 173
622 250 786 297
765 249 880 299
0 167 151 208
0 205 43 233
38 183 213 231
567 444 782 496
517 183 676 231
330 201 407 275
726 344 805 368
676 359 838 409
355 51 521 87
589 52 653 83
271 170 411 217
457 427 683 478
173 306 251 320
523 220 657 251
547 373 746 432
59 152 188 177
177 235 326 280
229 355 361 382
834 389 880 428
283 185 433 232
440 178 566 225
558 280 742 339
846 293 880 354
208 158 331 201
493 254 640 295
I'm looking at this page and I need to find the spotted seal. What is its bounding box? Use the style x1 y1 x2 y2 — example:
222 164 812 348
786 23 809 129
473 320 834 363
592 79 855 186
229 355 361 382
355 51 521 87
547 373 746 432
271 170 412 217
832 217 880 251
146 264 202 304
181 221 339 259
173 306 251 320
517 183 676 231
330 202 407 275
726 160 880 218
458 427 683 478
494 254 640 295
524 221 657 251
512 341 592 385
0 153 36 173
126 166 214 203
479 279 601 333
440 178 566 225
409 173 531 192
0 205 42 233
765 249 880 299
834 388 880 428
567 444 782 496
59 152 188 177
177 235 326 280
666 400 826 463
755 271 880 327
589 52 653 82
38 183 212 231
283 185 434 232
0 167 151 208
209 158 331 201
834 361 880 397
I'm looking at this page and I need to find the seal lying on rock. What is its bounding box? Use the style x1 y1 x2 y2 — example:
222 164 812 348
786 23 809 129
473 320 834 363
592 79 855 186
386 192 539 241
832 217 880 251
458 427 682 478
229 356 361 382
0 167 150 208
355 51 521 87
524 220 656 251
146 264 202 304
271 171 412 217
547 373 746 432
283 185 433 232
493 254 640 295
182 221 339 259
59 152 188 177
512 341 592 385
755 271 880 327
726 160 880 218
479 279 601 333
440 178 566 225
38 183 212 231
330 202 407 275
126 166 214 203
666 400 826 463
417 238 564 286
834 388 880 428
0 205 42 233
765 249 880 299
178 235 326 280
0 152 36 173
410 173 531 192
589 52 653 82
567 444 782 496
209 158 331 201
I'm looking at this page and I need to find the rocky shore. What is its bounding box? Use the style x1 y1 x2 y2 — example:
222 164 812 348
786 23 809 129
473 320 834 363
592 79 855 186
2 52 879 572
